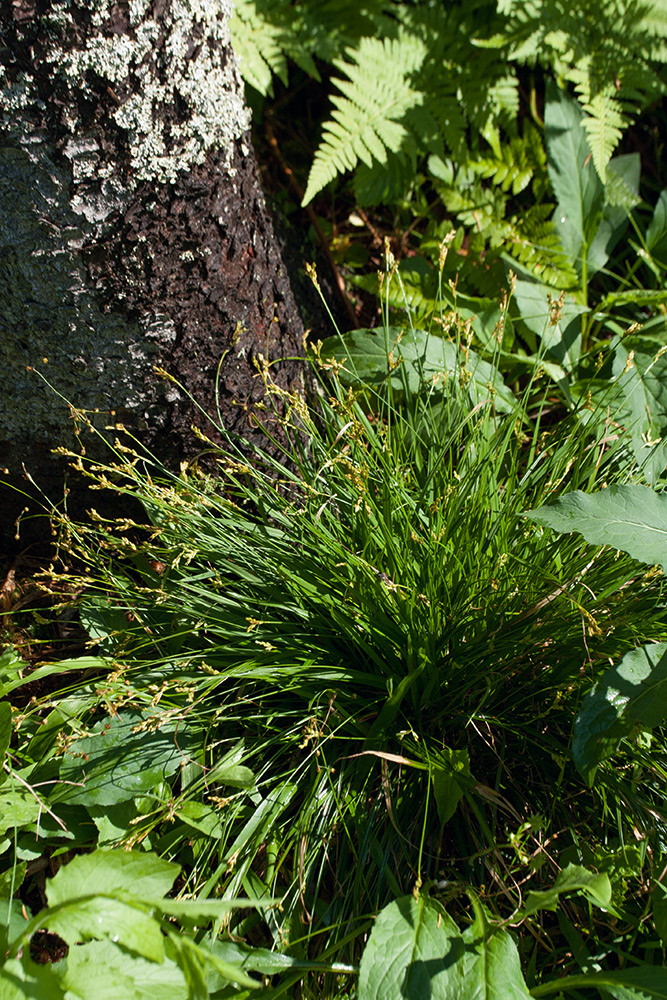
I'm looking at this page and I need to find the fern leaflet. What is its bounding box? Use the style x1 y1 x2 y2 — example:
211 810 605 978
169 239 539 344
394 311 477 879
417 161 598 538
302 32 427 205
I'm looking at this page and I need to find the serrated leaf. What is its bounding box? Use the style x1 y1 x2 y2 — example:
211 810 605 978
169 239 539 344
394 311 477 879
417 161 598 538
523 864 612 915
303 32 425 204
0 788 42 840
572 643 667 785
0 959 65 1000
525 484 667 572
320 326 515 412
47 850 178 904
62 938 188 1000
581 92 625 180
358 894 530 1000
598 289 667 310
42 897 164 963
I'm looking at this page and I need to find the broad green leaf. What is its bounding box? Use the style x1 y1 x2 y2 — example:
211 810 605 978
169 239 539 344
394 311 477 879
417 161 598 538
544 85 636 281
611 338 667 480
512 277 586 370
209 940 355 976
58 710 199 806
167 934 209 1000
88 800 140 846
27 695 101 765
206 762 255 789
654 879 667 945
78 597 131 653
1 900 31 951
458 900 532 1000
0 863 25 901
523 863 612 915
431 748 470 827
47 850 178 904
572 643 667 785
358 894 530 1000
61 939 188 1000
320 326 515 412
0 959 64 1000
569 344 667 483
545 81 604 275
525 484 667 574
358 894 460 1000
0 650 27 689
646 189 667 261
0 788 42 839
175 801 222 838
168 933 259 991
587 154 640 276
42 897 164 963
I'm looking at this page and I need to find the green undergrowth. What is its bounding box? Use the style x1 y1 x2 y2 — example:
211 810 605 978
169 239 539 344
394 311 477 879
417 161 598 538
3 272 667 995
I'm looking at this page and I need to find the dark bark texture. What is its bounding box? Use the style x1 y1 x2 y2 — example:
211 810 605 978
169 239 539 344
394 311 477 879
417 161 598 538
0 0 306 552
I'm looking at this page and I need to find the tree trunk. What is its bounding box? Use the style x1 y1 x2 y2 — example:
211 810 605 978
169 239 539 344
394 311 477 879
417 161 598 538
0 0 306 553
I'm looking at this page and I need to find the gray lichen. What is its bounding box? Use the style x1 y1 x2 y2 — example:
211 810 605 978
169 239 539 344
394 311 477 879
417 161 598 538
0 139 180 454
4 0 250 186
0 0 253 481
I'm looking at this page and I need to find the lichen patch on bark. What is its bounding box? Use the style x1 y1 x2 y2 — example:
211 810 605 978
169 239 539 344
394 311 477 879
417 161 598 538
2 0 250 185
0 0 307 552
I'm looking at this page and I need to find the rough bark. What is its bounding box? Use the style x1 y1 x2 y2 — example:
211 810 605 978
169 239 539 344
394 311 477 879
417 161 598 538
0 0 306 552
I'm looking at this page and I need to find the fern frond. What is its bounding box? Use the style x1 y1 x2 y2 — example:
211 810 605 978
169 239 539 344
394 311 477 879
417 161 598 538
507 204 578 288
496 0 667 178
292 0 397 64
352 151 417 206
636 0 667 61
471 129 539 196
579 89 626 178
230 0 396 95
230 0 291 96
302 32 427 205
